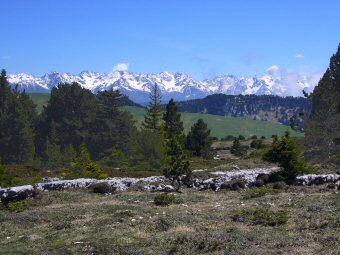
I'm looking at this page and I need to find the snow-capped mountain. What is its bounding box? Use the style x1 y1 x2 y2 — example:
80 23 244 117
8 70 314 103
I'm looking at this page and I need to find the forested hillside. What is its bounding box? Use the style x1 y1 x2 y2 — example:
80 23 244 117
176 94 311 127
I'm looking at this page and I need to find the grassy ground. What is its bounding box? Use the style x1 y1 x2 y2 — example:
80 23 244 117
0 185 339 254
28 93 50 112
121 106 303 139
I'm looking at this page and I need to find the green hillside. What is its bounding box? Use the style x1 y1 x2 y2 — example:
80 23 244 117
121 106 303 138
28 93 50 112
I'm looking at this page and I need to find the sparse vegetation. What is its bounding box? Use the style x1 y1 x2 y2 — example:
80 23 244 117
154 193 177 206
231 207 289 226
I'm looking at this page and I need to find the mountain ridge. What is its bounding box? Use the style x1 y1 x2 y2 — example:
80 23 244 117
8 70 315 103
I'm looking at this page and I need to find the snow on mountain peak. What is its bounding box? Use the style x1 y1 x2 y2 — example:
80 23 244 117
8 70 318 103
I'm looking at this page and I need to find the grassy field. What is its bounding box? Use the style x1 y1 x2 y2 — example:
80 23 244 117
0 186 338 254
28 93 50 112
121 106 303 138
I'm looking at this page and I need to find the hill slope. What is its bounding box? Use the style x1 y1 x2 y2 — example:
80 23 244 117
121 106 302 138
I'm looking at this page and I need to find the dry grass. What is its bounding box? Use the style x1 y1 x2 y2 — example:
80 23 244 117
0 185 339 254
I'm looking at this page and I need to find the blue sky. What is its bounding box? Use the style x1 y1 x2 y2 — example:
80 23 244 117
1 0 340 80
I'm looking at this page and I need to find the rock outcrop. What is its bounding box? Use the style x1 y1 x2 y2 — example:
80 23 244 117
296 174 340 189
2 169 339 204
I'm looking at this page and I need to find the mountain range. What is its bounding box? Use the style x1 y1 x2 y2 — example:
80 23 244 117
8 70 315 103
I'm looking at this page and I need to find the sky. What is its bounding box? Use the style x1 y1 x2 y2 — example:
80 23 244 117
1 0 340 83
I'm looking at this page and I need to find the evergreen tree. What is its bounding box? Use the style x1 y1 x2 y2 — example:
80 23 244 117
68 144 107 179
163 99 184 139
185 119 212 158
93 89 137 159
142 83 163 132
38 82 99 156
0 70 37 164
45 121 63 168
163 99 190 191
164 137 190 191
263 132 311 182
231 138 247 156
306 43 340 162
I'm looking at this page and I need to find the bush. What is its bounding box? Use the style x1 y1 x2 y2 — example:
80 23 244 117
263 131 312 182
230 138 247 157
250 139 266 149
232 208 289 226
66 144 108 179
154 193 177 206
272 181 286 190
6 199 36 213
0 165 16 188
238 135 246 140
243 186 279 199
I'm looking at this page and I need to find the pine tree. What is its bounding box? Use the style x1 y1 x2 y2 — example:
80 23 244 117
306 43 340 162
263 132 311 182
142 83 163 132
185 119 212 158
163 99 190 191
163 99 184 139
231 138 247 156
164 137 190 191
45 121 63 168
0 70 37 164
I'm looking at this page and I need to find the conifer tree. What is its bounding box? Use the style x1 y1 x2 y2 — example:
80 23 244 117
163 99 190 191
0 70 37 163
185 119 212 158
306 43 340 162
164 137 190 191
231 138 247 156
142 83 163 132
263 132 310 182
163 99 184 139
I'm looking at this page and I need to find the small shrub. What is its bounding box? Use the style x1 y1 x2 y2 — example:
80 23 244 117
238 135 246 140
155 217 172 231
6 199 36 213
232 208 289 226
0 165 16 188
243 186 279 199
272 181 286 190
88 182 115 194
230 138 247 157
114 210 134 218
250 139 266 149
154 193 177 206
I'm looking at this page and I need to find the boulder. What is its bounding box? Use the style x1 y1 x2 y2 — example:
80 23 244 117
0 185 36 204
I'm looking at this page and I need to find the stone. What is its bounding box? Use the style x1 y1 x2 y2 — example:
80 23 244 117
0 185 36 204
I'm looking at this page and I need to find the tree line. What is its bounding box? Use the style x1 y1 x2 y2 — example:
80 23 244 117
0 70 213 178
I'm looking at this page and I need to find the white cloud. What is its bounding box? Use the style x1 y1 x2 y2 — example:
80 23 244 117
266 65 280 74
264 64 322 96
294 54 304 59
113 63 129 72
